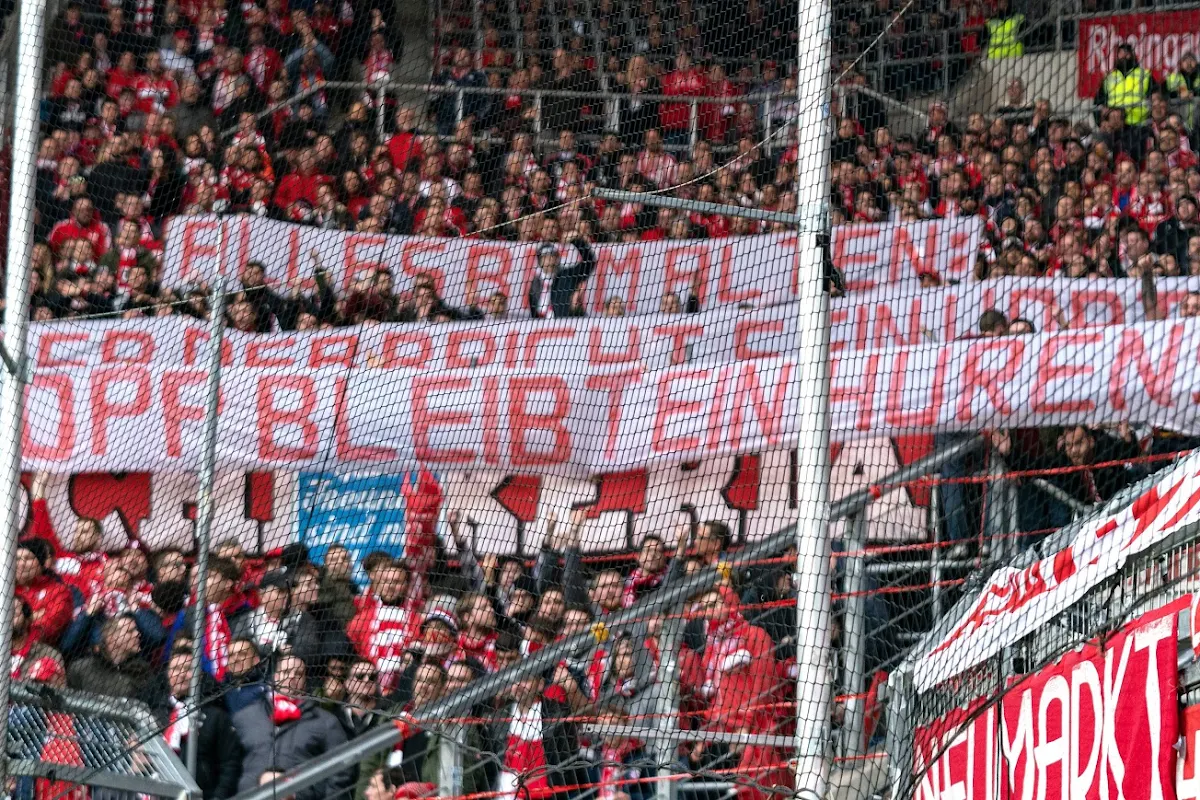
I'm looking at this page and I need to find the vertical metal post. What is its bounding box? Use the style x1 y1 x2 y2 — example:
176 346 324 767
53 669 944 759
376 82 388 141
792 0 833 785
653 619 683 800
840 513 868 759
763 97 773 157
455 89 465 126
534 91 543 136
472 0 483 54
186 262 228 776
983 452 1010 563
0 0 45 786
688 100 699 150
929 483 943 620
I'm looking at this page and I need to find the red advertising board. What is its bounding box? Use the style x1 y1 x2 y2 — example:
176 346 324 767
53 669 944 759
1078 10 1200 97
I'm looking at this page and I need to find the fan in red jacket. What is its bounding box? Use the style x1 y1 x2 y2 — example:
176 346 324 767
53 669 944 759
21 472 108 600
134 52 179 114
15 539 74 645
47 197 112 257
348 557 419 692
682 586 777 733
273 147 332 211
659 51 707 135
401 468 442 603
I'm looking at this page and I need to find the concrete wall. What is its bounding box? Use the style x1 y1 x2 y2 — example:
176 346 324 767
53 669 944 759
949 51 1084 121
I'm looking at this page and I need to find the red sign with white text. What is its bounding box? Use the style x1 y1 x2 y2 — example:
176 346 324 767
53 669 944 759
1078 11 1200 97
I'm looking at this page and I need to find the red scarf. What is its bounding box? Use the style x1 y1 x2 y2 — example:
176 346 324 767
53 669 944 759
455 631 497 671
206 603 231 681
503 702 550 797
164 697 190 752
598 741 639 800
272 694 303 724
621 568 664 608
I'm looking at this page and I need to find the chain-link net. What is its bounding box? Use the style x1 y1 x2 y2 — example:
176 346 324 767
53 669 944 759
7 0 1200 797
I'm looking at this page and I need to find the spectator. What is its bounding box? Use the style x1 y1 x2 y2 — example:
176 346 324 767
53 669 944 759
10 599 66 682
434 48 487 136
15 539 73 645
984 0 1023 58
528 237 596 318
1096 44 1155 127
67 615 159 703
233 655 353 798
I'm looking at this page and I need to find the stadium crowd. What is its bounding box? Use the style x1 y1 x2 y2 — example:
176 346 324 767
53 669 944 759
11 467 823 800
13 0 1200 794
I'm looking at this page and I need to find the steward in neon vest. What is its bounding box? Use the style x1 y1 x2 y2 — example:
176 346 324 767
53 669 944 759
986 15 1024 57
1095 44 1155 125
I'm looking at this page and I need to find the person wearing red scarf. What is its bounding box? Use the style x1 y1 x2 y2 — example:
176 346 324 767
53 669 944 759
348 557 419 691
594 705 654 800
622 535 668 608
401 468 443 603
453 592 498 671
15 539 73 645
178 556 244 682
232 655 352 798
497 672 588 800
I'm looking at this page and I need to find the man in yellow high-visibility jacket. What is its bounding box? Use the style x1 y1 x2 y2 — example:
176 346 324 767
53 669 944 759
1095 43 1156 126
986 0 1024 58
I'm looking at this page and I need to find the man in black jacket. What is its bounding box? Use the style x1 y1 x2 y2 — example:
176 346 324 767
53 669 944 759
155 647 243 799
527 237 596 319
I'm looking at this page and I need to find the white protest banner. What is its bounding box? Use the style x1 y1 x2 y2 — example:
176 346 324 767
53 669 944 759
1000 599 1183 800
831 276 1200 351
24 305 796 373
161 216 985 310
912 455 1200 691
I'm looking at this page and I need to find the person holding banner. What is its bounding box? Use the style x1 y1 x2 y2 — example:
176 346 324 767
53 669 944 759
527 237 597 319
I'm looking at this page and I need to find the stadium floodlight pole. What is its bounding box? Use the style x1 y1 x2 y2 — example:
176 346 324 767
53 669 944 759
226 438 987 800
0 0 47 787
792 0 835 789
186 256 229 776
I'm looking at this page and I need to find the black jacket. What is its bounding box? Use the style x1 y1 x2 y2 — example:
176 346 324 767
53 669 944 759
527 238 596 319
67 653 162 706
232 696 352 800
153 697 244 799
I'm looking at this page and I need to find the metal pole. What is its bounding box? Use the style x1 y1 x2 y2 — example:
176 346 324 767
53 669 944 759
983 451 1009 563
689 100 699 150
185 260 228 776
376 82 388 141
591 188 804 226
653 618 683 800
227 436 984 800
839 513 868 759
0 0 45 785
929 483 943 621
792 0 834 786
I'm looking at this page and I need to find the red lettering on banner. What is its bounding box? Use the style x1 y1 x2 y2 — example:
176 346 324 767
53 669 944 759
587 327 641 365
733 319 785 360
523 328 575 368
834 226 883 291
377 331 433 369
652 323 704 363
1030 332 1101 414
716 243 760 305
255 374 320 461
831 355 880 431
885 349 949 428
704 365 735 452
161 369 213 458
23 374 76 461
99 330 155 365
90 366 153 455
663 245 711 300
1070 288 1125 327
482 376 501 464
308 334 358 369
888 224 938 283
333 376 396 462
955 340 1025 422
236 218 251 276
398 240 447 296
37 331 91 367
942 291 960 341
182 328 233 367
592 247 642 313
651 368 709 454
341 233 389 293
464 244 514 303
946 231 972 280
508 376 572 466
69 473 153 538
285 227 302 286
853 305 870 349
412 375 474 463
446 330 498 369
178 220 219 283
830 309 849 355
586 370 641 459
1009 287 1058 333
871 298 922 349
728 363 791 450
246 337 298 368
1109 325 1183 411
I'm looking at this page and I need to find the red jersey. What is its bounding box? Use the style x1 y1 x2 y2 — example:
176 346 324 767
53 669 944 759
660 68 707 130
348 594 419 689
48 217 112 257
16 576 73 644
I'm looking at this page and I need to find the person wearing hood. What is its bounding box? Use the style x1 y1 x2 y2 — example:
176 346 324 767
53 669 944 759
233 655 352 800
1095 43 1156 126
15 538 74 645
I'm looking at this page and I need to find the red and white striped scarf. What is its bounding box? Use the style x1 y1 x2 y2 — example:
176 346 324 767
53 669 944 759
206 604 231 681
164 697 190 752
134 0 155 36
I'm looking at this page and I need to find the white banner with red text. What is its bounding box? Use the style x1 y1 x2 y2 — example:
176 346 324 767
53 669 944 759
913 599 1184 800
913 452 1200 691
21 319 1200 476
161 215 984 307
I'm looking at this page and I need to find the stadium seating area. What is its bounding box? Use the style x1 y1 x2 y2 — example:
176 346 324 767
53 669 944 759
15 0 1200 796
